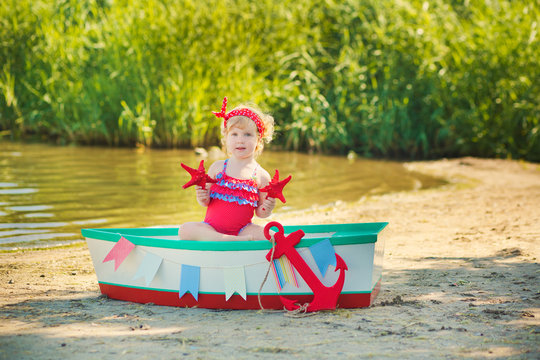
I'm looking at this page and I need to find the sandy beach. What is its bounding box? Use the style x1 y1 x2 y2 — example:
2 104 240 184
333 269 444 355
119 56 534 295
1 157 539 359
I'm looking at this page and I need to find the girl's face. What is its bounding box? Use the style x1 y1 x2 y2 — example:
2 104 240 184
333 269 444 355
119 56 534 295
225 121 259 160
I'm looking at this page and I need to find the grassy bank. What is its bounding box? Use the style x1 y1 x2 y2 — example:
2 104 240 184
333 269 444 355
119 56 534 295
1 0 539 160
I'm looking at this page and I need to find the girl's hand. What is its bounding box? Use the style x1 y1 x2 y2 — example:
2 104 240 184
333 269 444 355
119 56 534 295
258 196 276 217
195 184 212 206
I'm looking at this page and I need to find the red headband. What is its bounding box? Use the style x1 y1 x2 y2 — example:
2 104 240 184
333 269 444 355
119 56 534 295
212 97 265 137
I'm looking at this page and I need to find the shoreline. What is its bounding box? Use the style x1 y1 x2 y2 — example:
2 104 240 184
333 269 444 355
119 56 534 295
1 157 539 359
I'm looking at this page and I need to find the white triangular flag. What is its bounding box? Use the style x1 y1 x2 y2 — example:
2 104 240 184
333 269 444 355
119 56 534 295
223 266 246 301
132 252 163 286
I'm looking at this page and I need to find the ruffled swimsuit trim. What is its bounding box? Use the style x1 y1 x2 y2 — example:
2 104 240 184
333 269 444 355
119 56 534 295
209 160 259 207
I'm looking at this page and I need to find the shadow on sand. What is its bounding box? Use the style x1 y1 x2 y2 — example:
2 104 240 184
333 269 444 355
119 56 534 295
1 249 539 359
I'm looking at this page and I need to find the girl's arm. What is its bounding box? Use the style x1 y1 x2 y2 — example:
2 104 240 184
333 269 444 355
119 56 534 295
195 160 223 207
255 168 276 218
195 184 211 207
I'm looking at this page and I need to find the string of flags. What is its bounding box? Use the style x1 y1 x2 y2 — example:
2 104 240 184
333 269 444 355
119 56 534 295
102 235 338 301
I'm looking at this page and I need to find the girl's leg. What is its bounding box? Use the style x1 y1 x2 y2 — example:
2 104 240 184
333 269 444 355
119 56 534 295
178 222 252 241
238 223 273 241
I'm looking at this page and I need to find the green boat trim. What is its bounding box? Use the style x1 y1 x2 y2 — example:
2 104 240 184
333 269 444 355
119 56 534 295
82 222 388 251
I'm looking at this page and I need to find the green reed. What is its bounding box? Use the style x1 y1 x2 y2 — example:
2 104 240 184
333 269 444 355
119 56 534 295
1 0 539 161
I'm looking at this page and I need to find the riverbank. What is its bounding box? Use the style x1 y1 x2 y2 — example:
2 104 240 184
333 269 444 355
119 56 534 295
1 157 539 359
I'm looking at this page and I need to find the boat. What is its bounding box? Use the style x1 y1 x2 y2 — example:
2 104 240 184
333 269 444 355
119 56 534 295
81 222 388 310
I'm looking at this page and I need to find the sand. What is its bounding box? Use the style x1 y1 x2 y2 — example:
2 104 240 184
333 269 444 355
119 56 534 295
0 157 539 359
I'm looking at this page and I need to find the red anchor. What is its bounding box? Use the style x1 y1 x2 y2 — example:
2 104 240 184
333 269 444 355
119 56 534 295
264 221 348 312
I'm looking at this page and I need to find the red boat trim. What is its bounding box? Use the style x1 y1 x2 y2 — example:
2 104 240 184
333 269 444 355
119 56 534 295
97 278 382 309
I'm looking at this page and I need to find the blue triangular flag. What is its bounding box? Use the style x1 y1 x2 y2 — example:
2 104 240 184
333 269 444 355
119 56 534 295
179 264 200 301
132 252 163 286
309 238 336 277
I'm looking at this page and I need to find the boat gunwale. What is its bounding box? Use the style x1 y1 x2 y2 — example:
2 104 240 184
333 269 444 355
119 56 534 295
82 222 388 251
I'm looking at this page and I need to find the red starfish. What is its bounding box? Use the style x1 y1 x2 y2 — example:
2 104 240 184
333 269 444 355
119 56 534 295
260 170 292 203
181 160 217 189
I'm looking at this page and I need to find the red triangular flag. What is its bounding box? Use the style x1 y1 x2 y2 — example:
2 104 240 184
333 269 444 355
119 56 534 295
102 236 135 271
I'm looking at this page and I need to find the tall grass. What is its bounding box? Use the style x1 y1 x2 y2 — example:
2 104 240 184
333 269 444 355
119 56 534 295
1 0 539 161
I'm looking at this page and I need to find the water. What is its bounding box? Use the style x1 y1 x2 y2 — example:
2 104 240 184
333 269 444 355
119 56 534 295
0 141 444 250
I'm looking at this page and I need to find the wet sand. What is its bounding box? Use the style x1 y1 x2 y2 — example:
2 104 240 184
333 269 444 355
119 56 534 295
1 157 539 359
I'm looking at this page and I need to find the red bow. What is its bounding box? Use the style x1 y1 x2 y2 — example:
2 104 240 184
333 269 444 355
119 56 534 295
212 97 265 137
211 97 228 120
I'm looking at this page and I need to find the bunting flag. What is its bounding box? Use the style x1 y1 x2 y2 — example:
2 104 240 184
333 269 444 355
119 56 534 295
271 256 299 291
223 266 247 301
309 238 336 277
132 252 163 286
179 264 200 300
102 237 338 302
102 236 135 271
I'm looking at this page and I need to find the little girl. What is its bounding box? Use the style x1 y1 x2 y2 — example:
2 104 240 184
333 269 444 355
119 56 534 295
178 97 276 241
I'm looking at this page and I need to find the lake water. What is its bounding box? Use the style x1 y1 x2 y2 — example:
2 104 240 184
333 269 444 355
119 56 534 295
0 141 444 250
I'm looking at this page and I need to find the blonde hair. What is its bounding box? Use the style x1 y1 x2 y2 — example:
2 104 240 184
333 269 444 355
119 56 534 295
221 103 274 158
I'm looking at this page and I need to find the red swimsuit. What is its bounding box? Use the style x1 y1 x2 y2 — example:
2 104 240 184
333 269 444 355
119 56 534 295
204 160 259 235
